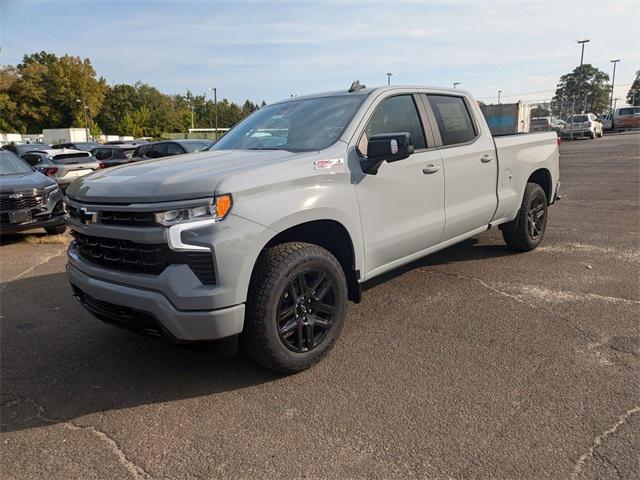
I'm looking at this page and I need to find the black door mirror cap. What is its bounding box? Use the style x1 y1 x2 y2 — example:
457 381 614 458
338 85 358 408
361 132 414 175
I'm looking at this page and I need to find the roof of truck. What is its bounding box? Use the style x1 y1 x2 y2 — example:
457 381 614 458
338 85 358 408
270 85 468 105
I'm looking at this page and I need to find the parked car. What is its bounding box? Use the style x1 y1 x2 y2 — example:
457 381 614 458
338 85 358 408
530 116 564 134
52 142 101 151
563 113 603 139
104 140 150 146
20 149 100 189
2 143 52 156
66 84 559 373
90 145 138 169
131 139 214 160
612 106 640 131
0 150 66 235
600 113 613 131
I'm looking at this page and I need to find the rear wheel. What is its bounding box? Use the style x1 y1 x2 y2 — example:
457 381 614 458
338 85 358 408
501 183 548 252
45 225 66 235
242 242 348 373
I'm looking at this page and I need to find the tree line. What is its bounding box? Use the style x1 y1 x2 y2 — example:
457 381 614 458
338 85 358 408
0 51 264 137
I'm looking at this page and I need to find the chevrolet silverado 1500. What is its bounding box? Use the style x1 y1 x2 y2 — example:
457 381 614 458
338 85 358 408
66 84 560 373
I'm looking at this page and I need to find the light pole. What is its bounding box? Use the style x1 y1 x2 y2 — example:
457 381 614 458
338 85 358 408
76 99 90 141
609 59 620 112
453 82 461 88
386 72 395 86
208 87 218 140
576 39 590 113
497 90 502 104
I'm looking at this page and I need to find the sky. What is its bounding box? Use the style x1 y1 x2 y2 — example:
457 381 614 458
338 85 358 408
1 0 639 106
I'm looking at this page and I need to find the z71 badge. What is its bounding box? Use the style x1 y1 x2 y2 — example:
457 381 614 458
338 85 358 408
314 158 344 170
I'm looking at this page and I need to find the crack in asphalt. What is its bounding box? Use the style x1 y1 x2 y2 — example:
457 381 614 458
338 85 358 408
571 406 640 480
19 398 154 480
423 269 640 361
0 247 66 290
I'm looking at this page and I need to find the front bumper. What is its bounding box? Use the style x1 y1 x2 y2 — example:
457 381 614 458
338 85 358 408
0 213 65 234
68 262 244 341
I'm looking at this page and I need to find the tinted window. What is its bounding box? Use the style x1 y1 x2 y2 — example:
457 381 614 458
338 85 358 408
428 95 476 145
531 118 550 126
364 95 427 150
182 141 214 153
51 153 93 164
134 144 151 157
619 107 640 115
572 115 589 122
21 154 43 166
92 149 113 160
166 143 185 155
213 95 366 152
0 151 34 174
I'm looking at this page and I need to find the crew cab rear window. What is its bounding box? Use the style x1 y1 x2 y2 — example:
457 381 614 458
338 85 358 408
427 95 476 145
619 107 640 115
364 95 427 150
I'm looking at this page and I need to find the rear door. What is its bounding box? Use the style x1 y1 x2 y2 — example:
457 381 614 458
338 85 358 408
425 94 498 240
354 93 445 276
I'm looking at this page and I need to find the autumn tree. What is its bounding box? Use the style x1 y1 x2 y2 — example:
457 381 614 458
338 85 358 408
627 69 640 106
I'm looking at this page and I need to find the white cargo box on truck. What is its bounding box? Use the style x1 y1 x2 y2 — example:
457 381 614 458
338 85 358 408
42 128 89 145
480 101 532 135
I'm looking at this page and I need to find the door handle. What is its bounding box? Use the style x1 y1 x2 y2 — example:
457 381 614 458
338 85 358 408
481 154 494 163
422 164 441 174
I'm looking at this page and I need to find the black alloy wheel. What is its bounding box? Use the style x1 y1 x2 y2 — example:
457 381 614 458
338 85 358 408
527 196 545 240
277 268 337 353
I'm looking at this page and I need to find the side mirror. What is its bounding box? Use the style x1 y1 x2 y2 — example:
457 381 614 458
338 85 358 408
361 132 414 175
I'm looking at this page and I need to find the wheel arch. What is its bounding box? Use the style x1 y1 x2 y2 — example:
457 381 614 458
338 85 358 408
255 219 362 303
527 168 553 203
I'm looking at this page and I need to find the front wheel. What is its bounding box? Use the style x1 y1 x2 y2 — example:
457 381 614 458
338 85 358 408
501 183 548 252
241 242 348 373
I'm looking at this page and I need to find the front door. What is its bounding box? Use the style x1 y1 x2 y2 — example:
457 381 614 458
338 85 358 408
354 94 445 278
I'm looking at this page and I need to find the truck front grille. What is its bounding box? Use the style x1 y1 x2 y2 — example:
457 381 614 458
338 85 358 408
67 207 157 226
71 231 216 284
0 190 47 211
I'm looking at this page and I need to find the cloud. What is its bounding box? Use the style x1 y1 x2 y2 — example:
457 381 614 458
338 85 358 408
3 0 639 103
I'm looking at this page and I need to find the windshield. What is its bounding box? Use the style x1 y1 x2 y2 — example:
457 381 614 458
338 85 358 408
183 141 214 153
572 115 589 122
213 95 366 152
0 151 33 175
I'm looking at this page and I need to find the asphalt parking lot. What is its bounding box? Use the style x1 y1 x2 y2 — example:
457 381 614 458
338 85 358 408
1 132 638 479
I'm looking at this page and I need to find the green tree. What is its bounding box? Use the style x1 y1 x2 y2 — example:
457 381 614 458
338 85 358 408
552 64 610 115
627 69 640 106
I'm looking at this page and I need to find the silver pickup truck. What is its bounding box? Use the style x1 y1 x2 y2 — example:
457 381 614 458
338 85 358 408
66 84 560 373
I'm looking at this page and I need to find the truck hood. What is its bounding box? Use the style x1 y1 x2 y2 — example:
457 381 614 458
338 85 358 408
0 171 55 194
66 149 298 203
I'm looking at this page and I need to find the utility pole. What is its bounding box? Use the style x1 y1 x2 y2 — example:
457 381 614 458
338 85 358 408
76 98 90 141
497 90 502 104
386 72 395 86
208 87 218 139
609 59 620 113
576 39 590 113
189 105 195 130
453 82 461 88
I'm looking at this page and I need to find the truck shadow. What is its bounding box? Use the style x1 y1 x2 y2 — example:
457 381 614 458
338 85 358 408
1 272 281 433
1 237 514 432
363 238 517 291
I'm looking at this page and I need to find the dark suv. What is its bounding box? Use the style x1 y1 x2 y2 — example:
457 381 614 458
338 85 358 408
0 150 66 235
132 139 214 160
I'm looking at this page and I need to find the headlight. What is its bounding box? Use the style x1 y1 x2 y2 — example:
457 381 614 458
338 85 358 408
43 184 60 193
155 194 232 226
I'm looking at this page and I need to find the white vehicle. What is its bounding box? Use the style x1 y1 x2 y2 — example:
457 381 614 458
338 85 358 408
20 149 100 189
66 84 560 372
564 113 603 139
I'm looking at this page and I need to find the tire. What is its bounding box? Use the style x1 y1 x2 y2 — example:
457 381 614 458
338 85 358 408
241 242 348 373
45 225 66 235
501 183 548 252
